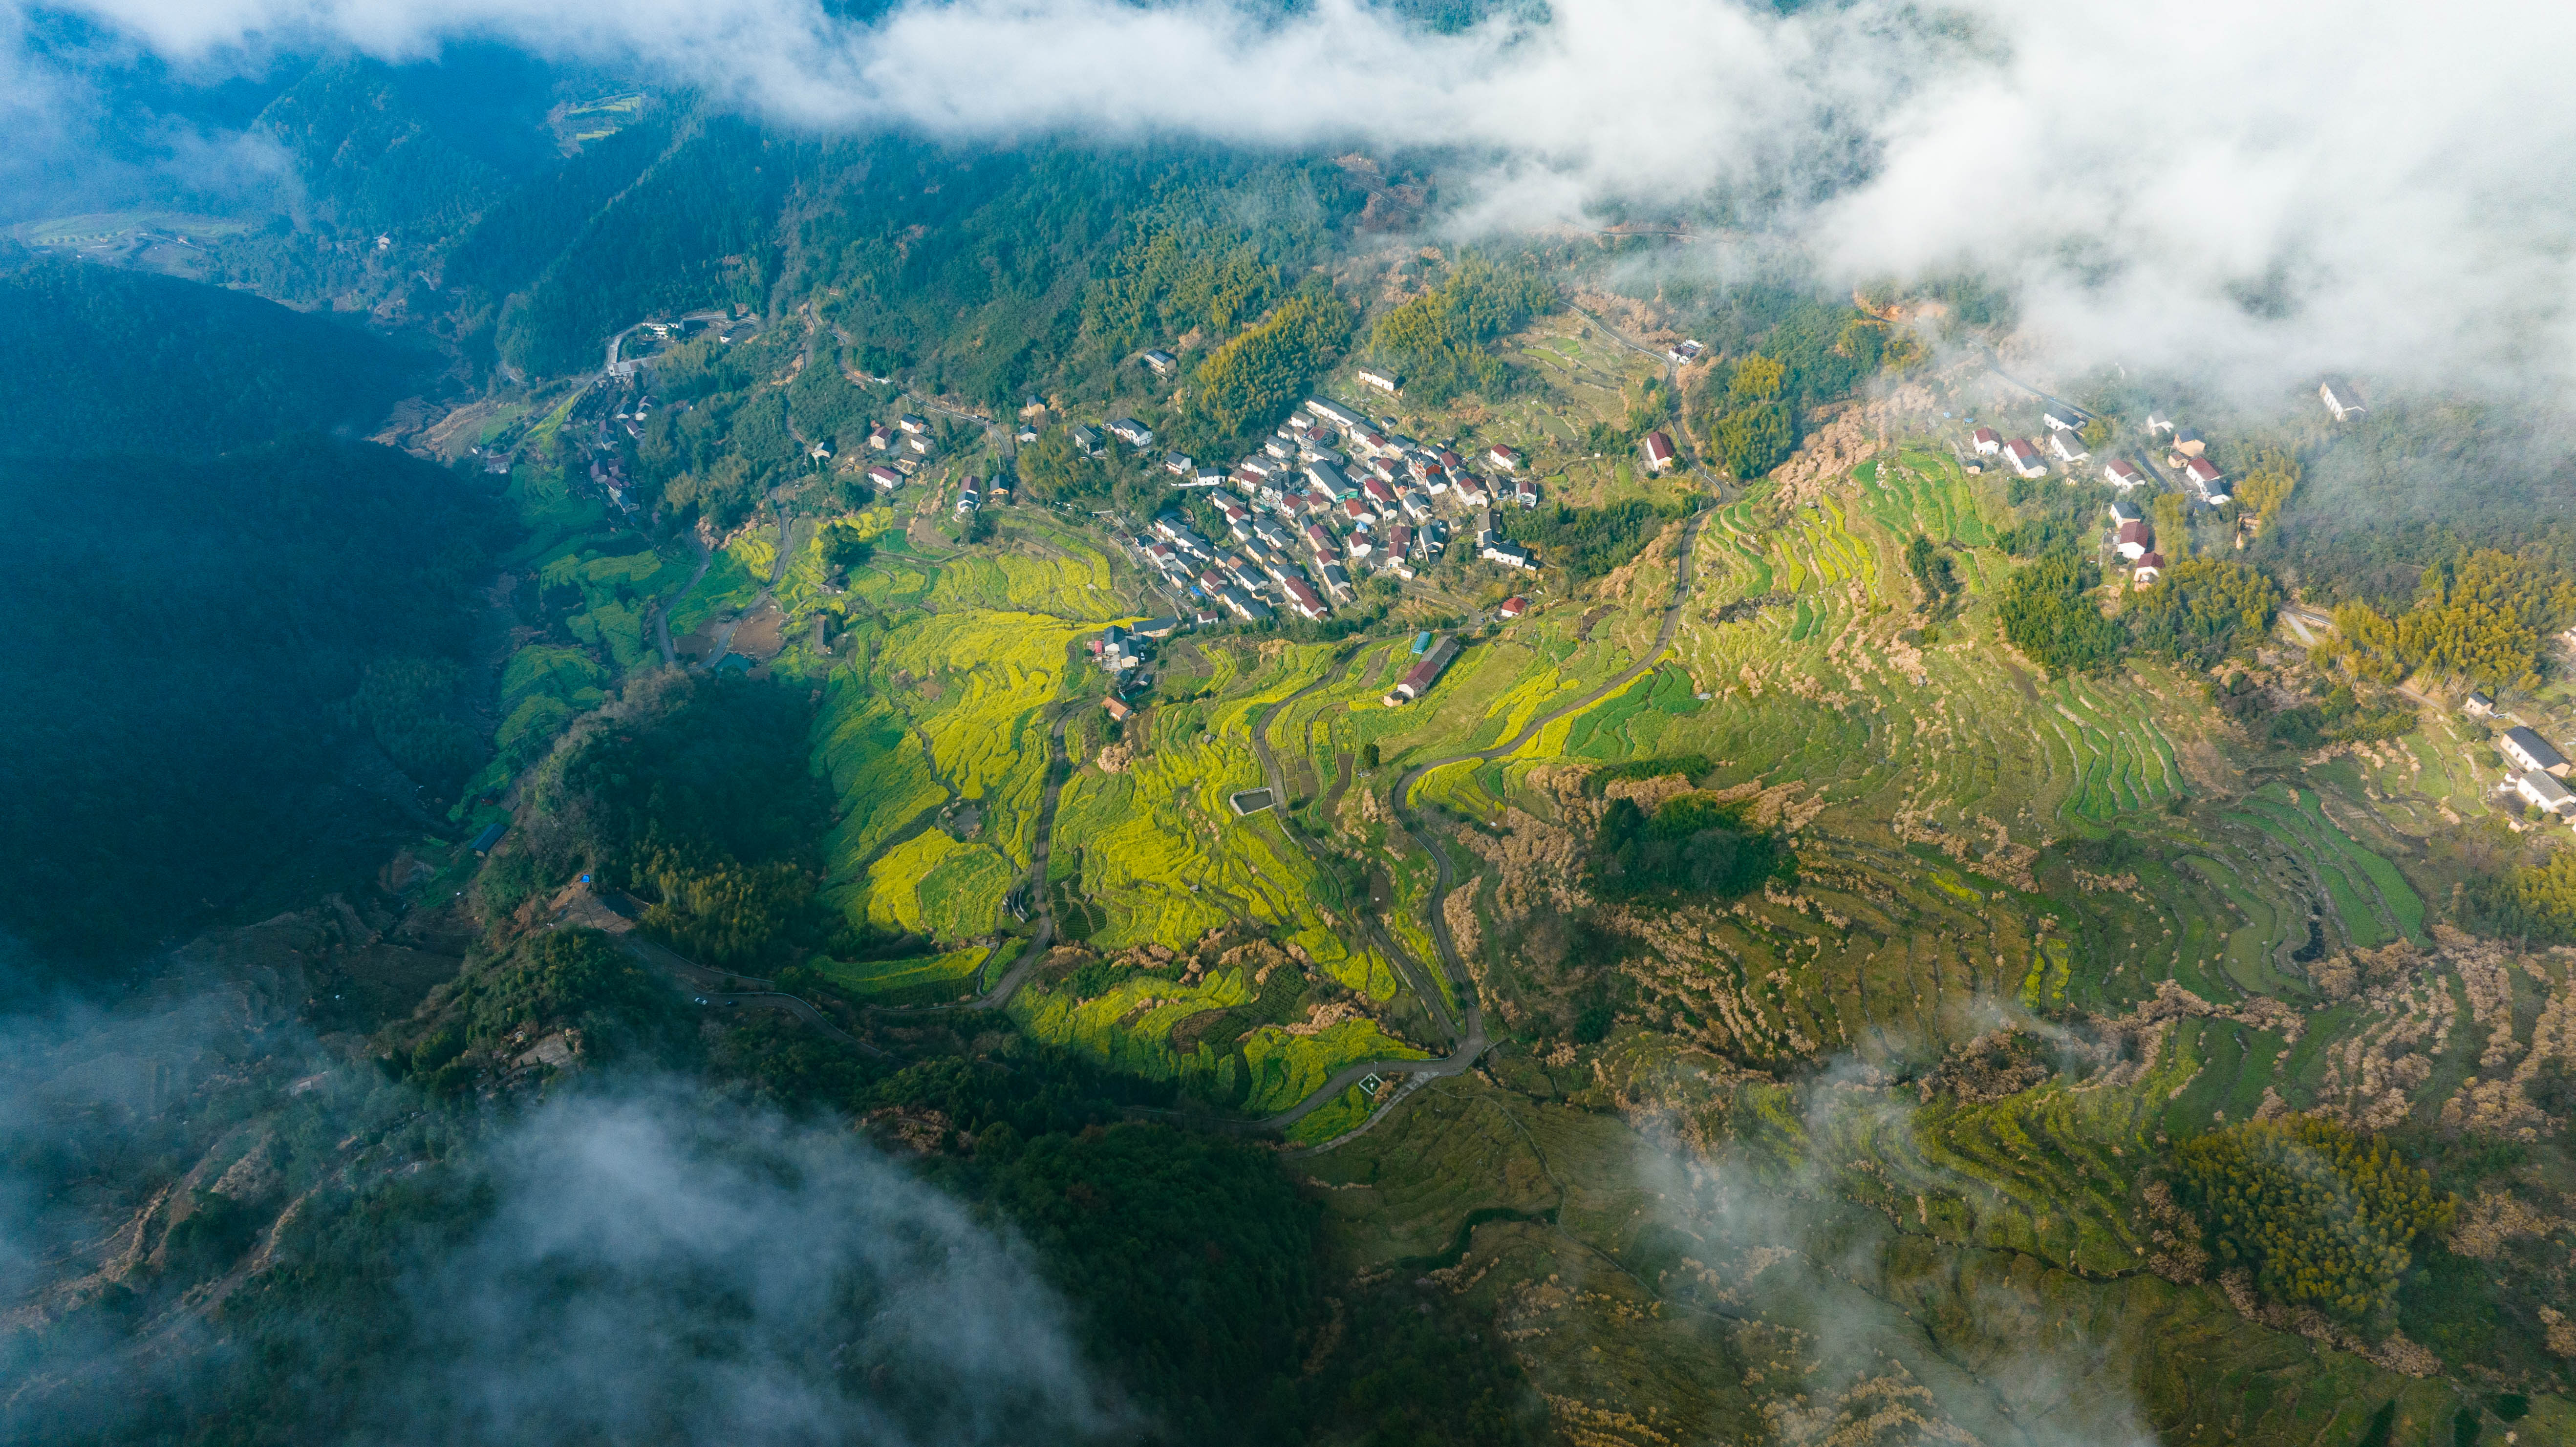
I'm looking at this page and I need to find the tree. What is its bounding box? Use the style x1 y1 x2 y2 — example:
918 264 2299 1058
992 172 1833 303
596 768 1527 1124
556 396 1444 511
2080 415 2115 451
2235 447 2300 520
819 521 875 577
2173 1117 2452 1333
1996 547 2126 674
2152 492 2193 560
1366 255 1554 406
2126 558 2280 666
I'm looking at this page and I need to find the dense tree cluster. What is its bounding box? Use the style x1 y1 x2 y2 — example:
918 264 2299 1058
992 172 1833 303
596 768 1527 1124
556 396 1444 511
2125 558 2281 666
0 258 423 457
343 657 486 800
1366 255 1554 406
1705 353 1793 479
492 673 849 970
2318 548 2576 692
1081 218 1280 358
2234 447 2300 521
495 118 790 378
1995 547 2126 674
408 928 694 1087
1499 498 1687 582
2463 845 2576 944
1589 793 1794 902
2173 1117 2452 1331
0 436 504 964
1686 295 1884 480
1180 278 1355 447
1905 533 1960 612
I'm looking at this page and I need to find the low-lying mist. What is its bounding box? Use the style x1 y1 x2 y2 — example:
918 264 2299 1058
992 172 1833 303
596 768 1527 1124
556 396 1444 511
0 977 1133 1445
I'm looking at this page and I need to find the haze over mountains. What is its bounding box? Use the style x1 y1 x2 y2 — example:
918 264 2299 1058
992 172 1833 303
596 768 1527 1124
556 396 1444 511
16 0 2576 402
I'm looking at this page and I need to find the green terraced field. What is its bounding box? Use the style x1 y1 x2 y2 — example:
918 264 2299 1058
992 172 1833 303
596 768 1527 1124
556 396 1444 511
814 946 987 1003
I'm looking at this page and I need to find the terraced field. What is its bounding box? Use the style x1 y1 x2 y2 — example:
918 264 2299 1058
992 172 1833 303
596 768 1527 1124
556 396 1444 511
1050 644 1402 997
809 525 1120 948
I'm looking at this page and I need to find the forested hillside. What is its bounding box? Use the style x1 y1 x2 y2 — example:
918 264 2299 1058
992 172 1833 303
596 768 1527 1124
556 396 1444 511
0 260 424 457
0 435 506 960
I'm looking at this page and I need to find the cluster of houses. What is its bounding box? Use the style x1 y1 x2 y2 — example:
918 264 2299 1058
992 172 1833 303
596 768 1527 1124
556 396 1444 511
2144 415 2231 505
952 473 1010 517
1114 394 1545 622
860 413 939 492
1088 617 1186 713
1971 402 2102 482
2104 498 2165 587
570 382 689 510
2498 724 2576 824
1968 402 2232 506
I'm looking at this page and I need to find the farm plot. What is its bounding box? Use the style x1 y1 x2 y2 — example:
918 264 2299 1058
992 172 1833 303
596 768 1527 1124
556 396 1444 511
926 552 1126 620
542 544 697 671
666 536 766 638
2229 782 2423 949
814 947 987 1004
1052 647 1403 999
851 828 1014 939
810 543 1096 944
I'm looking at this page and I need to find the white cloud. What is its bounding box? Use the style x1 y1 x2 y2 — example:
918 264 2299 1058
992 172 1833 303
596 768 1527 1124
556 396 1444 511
34 0 2576 397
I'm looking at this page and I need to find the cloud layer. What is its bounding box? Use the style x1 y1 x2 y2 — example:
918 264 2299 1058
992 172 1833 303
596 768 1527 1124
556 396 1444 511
30 0 2576 398
389 1089 1129 1446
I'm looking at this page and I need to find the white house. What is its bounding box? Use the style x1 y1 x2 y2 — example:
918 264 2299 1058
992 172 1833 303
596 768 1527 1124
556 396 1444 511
1481 540 1537 570
1487 444 1521 472
1642 431 1677 473
1141 349 1178 377
2183 456 2228 501
2109 499 2143 526
2049 428 2089 463
866 465 903 490
2042 404 2090 433
2115 519 2154 561
2503 725 2572 777
2003 439 2047 478
1304 398 1366 431
2320 380 2366 422
1356 367 1401 396
2463 691 2495 719
1972 427 2001 455
1109 418 1155 447
2132 551 2166 587
2105 459 2147 490
2147 411 2175 436
2512 769 2576 819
